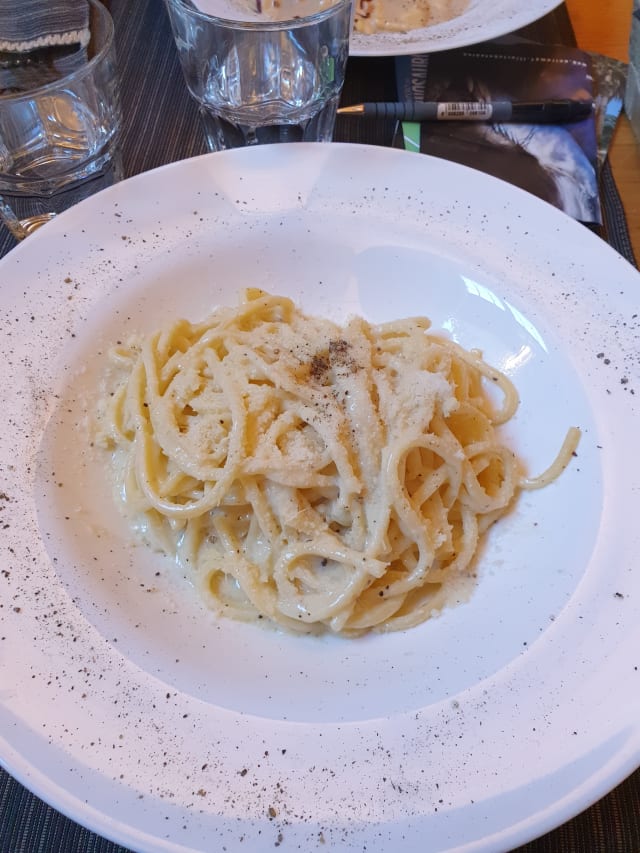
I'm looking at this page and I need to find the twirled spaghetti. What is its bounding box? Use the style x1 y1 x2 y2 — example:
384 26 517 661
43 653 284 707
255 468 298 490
96 289 579 635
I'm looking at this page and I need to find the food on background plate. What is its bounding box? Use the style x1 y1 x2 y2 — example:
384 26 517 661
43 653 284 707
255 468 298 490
96 289 580 636
237 0 470 33
353 0 469 34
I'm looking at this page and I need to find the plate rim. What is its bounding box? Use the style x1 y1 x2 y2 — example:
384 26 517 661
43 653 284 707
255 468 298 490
349 0 564 56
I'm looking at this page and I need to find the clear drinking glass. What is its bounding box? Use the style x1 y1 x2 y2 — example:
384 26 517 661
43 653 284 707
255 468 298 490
163 0 351 150
0 0 122 240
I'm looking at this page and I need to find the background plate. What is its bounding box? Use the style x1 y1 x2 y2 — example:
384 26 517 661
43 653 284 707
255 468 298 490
350 0 563 56
1 143 639 853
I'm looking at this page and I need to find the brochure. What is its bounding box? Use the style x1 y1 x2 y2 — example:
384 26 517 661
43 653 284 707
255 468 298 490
395 41 602 225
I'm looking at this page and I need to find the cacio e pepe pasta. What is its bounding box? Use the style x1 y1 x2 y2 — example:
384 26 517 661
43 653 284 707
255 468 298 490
96 289 580 635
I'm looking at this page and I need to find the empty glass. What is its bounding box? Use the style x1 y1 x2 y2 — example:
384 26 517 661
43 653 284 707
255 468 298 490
0 0 122 240
163 0 352 150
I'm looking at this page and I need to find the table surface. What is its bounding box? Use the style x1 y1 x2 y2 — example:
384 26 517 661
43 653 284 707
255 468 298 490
566 0 640 259
1 1 639 851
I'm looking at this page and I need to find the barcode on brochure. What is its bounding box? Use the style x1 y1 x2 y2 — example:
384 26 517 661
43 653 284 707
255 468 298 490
437 102 494 120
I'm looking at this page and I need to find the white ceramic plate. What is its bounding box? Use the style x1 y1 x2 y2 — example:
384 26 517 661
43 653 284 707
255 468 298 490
1 143 639 853
350 0 562 56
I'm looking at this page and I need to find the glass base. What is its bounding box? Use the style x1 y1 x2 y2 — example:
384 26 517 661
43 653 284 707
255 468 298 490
0 151 122 241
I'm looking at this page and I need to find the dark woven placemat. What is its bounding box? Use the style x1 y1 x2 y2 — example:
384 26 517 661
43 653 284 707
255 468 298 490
600 158 638 265
0 0 638 850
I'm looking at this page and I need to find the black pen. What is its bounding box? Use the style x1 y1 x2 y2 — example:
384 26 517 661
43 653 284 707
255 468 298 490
337 99 594 123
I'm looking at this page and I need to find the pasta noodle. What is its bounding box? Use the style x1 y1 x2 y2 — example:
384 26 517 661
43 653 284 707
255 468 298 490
96 288 580 635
